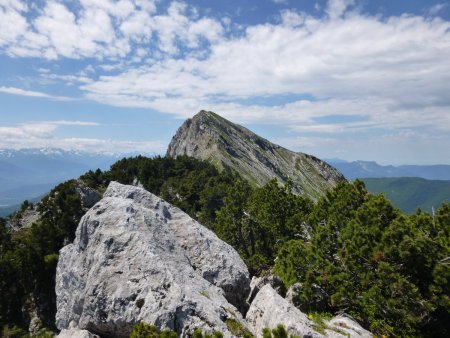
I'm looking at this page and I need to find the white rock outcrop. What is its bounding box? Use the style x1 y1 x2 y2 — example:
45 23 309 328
246 284 322 338
56 182 250 337
247 285 373 338
325 315 373 338
58 328 100 338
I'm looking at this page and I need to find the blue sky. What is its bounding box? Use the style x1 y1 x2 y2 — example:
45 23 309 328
1 0 450 164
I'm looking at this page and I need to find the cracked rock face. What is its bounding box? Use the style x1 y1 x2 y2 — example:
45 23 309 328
56 182 250 337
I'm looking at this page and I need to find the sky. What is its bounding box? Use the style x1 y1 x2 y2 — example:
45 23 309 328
1 0 450 165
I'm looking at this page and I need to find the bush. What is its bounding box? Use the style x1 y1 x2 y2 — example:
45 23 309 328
130 322 177 338
1 325 28 338
262 324 298 338
274 182 450 336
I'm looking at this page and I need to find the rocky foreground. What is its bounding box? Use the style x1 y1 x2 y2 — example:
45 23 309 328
56 182 371 338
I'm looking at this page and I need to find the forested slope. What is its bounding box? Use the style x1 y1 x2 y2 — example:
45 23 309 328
361 177 450 213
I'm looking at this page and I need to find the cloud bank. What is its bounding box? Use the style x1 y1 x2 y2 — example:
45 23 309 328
0 120 164 154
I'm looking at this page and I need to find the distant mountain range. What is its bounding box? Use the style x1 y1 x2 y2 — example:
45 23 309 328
2 139 449 217
0 148 150 216
361 177 450 214
327 159 450 181
325 159 450 212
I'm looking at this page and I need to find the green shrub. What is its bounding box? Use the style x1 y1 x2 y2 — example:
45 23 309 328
225 319 253 337
1 325 28 338
262 324 298 338
307 312 333 335
274 181 450 336
130 322 177 338
193 328 224 338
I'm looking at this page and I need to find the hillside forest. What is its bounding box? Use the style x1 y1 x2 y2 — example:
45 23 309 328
0 156 449 337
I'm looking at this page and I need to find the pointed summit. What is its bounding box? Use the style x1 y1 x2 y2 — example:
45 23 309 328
167 110 344 200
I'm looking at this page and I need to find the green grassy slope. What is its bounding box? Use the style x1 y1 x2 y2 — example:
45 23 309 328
361 177 450 213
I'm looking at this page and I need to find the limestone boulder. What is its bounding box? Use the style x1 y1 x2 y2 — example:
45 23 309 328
56 182 250 337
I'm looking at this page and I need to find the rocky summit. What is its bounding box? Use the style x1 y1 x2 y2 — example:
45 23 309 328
55 182 250 337
167 111 344 200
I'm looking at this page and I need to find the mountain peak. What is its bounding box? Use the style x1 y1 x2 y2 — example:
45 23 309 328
195 109 218 118
191 110 244 132
167 111 344 200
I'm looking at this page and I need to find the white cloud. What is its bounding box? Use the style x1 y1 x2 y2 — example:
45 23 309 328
429 3 447 16
326 0 354 19
2 123 56 139
79 0 138 19
272 0 289 5
280 10 306 27
79 7 450 137
53 138 165 154
119 10 152 40
0 86 73 101
134 0 156 13
147 1 223 54
31 1 126 59
37 68 51 74
0 121 164 154
0 86 51 98
0 1 28 47
1 0 27 12
0 120 98 139
40 73 93 85
0 0 221 60
43 120 99 126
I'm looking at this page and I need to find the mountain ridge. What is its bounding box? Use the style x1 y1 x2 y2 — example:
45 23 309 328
361 177 450 213
328 159 450 180
167 111 344 200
